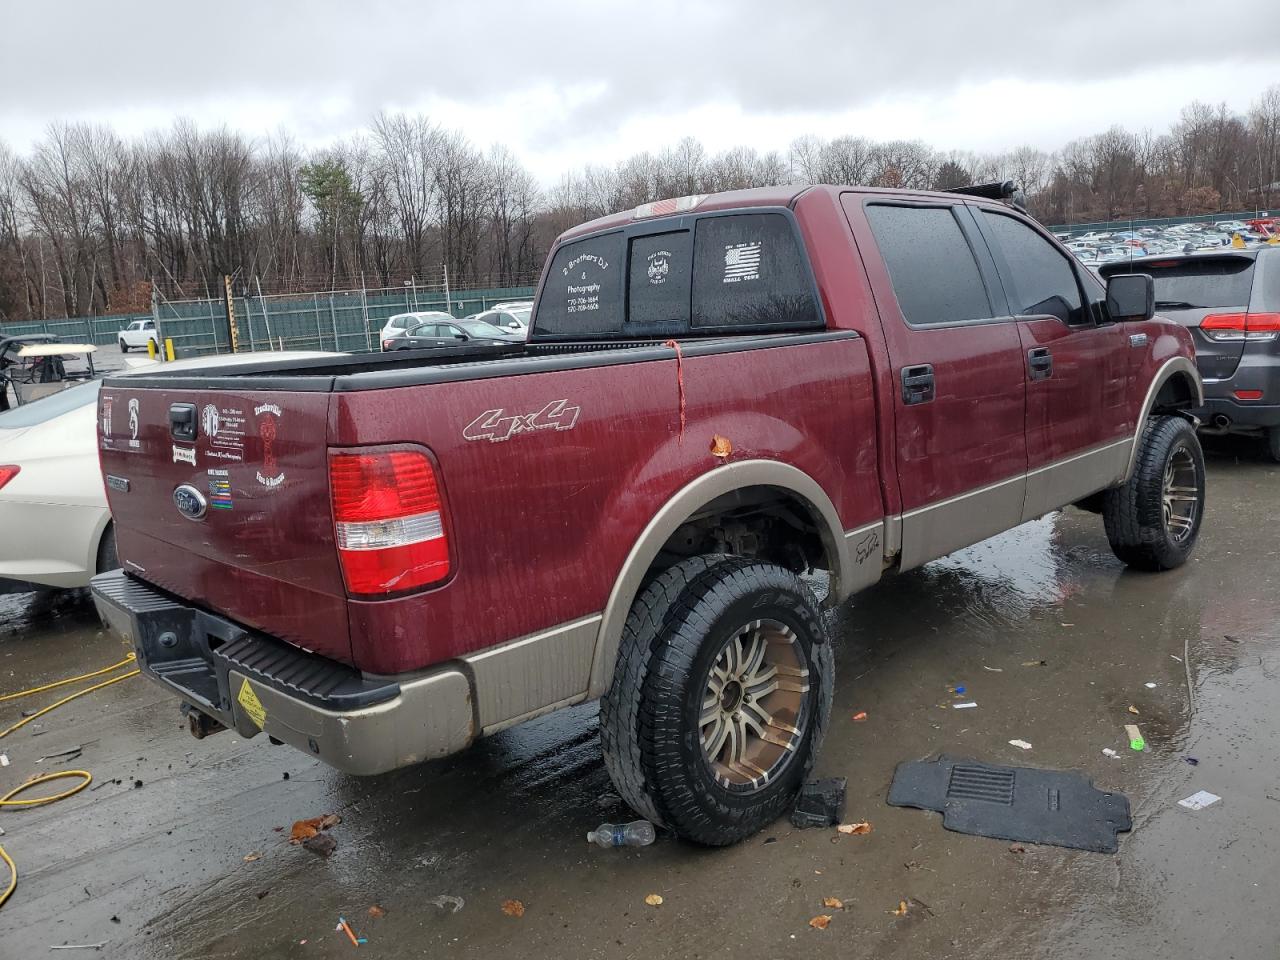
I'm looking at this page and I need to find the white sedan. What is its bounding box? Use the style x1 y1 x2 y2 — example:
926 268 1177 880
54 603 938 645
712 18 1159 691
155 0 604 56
0 351 336 593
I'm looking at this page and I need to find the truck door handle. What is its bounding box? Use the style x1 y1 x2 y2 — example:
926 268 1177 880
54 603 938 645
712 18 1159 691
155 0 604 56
1028 348 1053 381
901 364 935 405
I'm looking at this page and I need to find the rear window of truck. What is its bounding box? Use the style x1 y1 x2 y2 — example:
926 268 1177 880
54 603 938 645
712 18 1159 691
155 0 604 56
532 211 821 339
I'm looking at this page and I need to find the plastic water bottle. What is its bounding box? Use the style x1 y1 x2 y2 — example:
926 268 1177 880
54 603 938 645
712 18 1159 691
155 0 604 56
587 820 656 848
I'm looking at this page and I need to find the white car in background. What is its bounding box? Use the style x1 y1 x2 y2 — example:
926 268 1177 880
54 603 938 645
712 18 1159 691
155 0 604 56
472 303 533 337
0 351 337 593
378 311 455 350
118 318 160 353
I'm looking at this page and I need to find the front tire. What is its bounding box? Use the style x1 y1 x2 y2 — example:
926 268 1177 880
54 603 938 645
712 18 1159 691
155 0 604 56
118 339 129 353
1103 416 1205 570
600 556 833 846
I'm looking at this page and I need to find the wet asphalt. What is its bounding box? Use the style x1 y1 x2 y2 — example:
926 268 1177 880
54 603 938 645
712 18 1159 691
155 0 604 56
0 438 1277 959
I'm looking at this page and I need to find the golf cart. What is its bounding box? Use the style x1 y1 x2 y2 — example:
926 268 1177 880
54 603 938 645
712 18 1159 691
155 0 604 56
0 335 98 409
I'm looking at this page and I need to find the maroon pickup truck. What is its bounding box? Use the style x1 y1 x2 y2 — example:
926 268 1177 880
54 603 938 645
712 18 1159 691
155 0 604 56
92 185 1205 845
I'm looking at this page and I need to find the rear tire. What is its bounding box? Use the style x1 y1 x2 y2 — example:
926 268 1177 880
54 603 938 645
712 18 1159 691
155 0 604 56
1103 416 1205 571
599 556 833 846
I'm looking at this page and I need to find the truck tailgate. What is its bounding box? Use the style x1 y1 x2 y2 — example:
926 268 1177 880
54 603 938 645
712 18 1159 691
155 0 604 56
98 385 352 663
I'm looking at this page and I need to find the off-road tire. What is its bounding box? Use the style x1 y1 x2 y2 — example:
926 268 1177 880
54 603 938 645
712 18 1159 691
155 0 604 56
1268 427 1280 464
1103 416 1205 571
118 339 129 353
599 556 833 846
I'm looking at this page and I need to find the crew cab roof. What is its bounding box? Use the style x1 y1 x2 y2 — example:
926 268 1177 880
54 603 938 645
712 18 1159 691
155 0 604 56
554 183 1028 245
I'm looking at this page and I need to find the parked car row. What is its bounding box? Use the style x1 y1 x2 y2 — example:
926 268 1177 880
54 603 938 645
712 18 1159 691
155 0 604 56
377 301 533 351
1063 217 1279 267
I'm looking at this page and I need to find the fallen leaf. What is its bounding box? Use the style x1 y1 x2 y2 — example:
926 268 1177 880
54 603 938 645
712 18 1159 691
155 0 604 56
290 818 322 842
501 899 525 918
1009 844 1027 854
243 852 261 862
892 900 909 917
851 711 868 722
289 814 341 843
709 434 733 459
644 893 664 906
808 915 832 929
822 897 844 909
1127 705 1140 715
368 905 386 919
837 821 872 835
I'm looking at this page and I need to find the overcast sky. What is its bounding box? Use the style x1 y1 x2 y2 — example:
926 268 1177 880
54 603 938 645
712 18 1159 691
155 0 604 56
2 0 1278 182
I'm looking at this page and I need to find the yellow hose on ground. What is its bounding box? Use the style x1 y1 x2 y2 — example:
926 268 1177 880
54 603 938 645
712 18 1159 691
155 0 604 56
0 669 140 740
0 653 140 908
0 653 135 703
0 771 94 908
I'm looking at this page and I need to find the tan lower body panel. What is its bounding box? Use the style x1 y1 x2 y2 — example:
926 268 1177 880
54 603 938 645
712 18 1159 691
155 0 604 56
1022 438 1131 523
899 475 1027 572
229 667 474 776
462 614 601 733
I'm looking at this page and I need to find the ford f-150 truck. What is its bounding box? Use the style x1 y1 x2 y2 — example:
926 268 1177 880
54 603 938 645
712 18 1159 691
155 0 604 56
91 184 1205 845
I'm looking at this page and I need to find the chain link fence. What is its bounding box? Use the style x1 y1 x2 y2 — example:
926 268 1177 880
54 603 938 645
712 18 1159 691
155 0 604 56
0 281 536 357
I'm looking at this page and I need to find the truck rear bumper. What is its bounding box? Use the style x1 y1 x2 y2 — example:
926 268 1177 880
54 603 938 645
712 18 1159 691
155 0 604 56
90 570 474 775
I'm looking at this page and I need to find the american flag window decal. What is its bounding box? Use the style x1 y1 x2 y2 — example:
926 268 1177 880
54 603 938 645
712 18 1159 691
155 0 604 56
723 241 762 284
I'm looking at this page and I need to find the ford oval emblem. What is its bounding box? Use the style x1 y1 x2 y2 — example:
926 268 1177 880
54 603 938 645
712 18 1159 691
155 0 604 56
173 484 208 521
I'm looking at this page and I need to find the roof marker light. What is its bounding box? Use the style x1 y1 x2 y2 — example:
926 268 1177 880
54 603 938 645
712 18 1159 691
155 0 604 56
633 195 706 220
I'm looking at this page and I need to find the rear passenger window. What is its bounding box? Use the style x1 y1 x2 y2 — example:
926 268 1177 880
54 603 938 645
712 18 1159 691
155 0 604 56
981 211 1085 324
691 214 820 329
535 232 626 336
865 205 993 326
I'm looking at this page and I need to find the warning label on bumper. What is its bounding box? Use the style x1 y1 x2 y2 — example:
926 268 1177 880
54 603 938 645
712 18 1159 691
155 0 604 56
237 677 266 729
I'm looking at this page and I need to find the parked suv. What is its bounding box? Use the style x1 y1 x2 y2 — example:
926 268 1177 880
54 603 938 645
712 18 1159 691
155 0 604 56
1102 248 1280 458
93 185 1203 846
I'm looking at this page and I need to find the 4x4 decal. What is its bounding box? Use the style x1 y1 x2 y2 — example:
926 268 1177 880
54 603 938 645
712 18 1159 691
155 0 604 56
463 399 581 443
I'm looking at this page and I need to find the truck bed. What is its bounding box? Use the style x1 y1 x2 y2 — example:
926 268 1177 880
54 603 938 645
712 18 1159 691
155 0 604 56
103 334 841 393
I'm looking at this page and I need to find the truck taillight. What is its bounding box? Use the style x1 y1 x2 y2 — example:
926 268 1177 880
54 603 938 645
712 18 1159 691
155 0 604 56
1201 312 1280 342
328 450 450 595
0 465 18 490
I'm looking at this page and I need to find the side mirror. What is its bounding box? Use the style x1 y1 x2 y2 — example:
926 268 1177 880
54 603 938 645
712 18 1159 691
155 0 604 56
1105 273 1154 322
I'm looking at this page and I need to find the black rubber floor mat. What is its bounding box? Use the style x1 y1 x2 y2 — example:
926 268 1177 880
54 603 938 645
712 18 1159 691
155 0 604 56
887 755 1131 853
